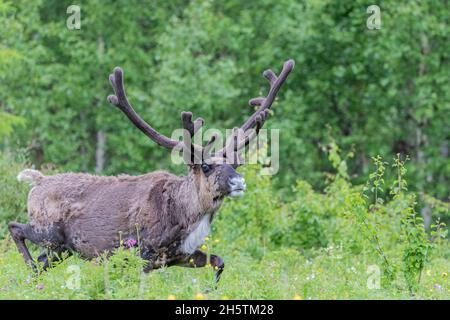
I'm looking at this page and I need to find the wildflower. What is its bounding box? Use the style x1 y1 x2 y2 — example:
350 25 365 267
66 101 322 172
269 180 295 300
167 295 176 300
189 258 194 264
195 293 205 300
441 272 448 278
206 263 211 268
306 274 316 281
214 266 219 271
124 238 137 248
204 236 210 241
36 283 44 290
201 244 207 251
293 294 303 300
214 239 220 244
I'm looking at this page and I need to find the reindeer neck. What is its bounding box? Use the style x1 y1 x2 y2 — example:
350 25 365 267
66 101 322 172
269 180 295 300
175 173 223 226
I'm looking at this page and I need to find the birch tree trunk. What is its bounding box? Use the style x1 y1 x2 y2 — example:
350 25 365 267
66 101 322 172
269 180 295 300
95 36 106 174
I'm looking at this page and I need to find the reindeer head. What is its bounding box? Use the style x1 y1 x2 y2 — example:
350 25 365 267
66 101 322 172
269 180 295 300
107 60 294 200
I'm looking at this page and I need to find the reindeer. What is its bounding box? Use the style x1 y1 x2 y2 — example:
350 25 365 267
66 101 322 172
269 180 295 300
8 59 294 282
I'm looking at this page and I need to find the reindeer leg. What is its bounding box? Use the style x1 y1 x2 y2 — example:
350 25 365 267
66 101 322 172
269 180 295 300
8 222 37 272
176 250 225 284
37 251 51 269
37 249 71 271
210 254 225 283
9 221 66 273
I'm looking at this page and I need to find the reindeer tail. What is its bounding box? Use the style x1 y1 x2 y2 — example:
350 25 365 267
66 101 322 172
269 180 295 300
17 169 44 186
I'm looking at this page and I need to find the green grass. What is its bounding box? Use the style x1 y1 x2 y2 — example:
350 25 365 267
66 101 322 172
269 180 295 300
0 152 448 300
0 239 448 300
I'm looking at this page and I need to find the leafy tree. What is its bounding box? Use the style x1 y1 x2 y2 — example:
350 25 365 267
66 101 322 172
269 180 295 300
0 0 448 202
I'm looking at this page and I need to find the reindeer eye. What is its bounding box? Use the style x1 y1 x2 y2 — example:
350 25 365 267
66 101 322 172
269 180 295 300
201 164 211 174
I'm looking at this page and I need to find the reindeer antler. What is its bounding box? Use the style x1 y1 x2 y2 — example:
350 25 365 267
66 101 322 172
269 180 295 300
108 59 293 166
107 67 184 149
214 59 295 160
108 67 207 162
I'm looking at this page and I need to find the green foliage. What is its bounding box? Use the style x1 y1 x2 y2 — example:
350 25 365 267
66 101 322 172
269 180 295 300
399 194 430 292
0 0 447 200
271 180 328 250
213 165 281 258
0 152 449 299
0 153 28 236
0 112 24 139
0 0 448 300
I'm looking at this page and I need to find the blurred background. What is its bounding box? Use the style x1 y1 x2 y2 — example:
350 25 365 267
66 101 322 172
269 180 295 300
0 0 449 299
0 0 448 211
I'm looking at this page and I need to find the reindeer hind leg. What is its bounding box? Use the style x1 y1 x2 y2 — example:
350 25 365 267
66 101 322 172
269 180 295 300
8 221 66 273
8 222 37 272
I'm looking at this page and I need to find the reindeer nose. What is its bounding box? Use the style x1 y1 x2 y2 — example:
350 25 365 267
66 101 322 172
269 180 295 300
228 176 246 197
230 176 246 188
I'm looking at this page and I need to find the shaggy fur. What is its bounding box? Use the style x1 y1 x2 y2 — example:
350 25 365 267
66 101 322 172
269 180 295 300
11 158 241 276
8 59 293 282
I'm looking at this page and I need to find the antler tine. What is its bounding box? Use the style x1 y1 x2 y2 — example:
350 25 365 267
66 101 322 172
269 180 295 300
241 59 295 133
107 67 180 149
221 109 268 156
214 59 294 158
202 132 219 158
180 111 210 164
181 112 204 137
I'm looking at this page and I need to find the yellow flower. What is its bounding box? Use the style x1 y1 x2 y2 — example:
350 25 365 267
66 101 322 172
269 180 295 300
214 266 219 271
221 295 229 300
167 295 176 300
204 236 210 241
214 239 220 244
426 269 432 276
201 244 207 251
206 263 211 268
195 293 205 300
189 258 194 264
293 294 303 300
442 272 448 278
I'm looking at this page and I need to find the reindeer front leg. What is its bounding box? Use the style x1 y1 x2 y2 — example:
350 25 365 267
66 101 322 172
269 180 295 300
177 250 225 284
37 249 72 271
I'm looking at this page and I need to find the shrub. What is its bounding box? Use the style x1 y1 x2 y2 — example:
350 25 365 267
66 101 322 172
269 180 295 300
0 152 28 237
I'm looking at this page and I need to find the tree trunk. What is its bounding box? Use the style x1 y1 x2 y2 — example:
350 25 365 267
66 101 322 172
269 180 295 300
95 131 106 174
95 35 106 174
418 33 432 229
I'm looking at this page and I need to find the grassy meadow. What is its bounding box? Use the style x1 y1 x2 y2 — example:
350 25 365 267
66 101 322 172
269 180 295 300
0 152 448 300
0 0 449 300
